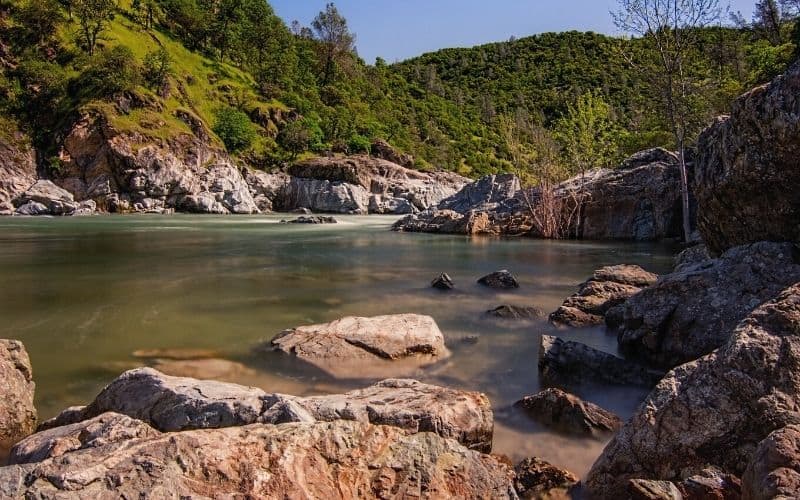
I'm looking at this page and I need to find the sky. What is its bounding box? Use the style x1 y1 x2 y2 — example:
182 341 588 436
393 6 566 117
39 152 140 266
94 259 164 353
270 0 760 63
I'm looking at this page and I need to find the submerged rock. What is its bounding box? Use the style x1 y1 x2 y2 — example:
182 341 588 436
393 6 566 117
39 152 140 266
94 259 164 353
539 335 664 388
513 457 579 499
549 264 658 327
270 314 451 378
0 420 516 498
695 60 800 254
486 305 545 320
431 272 455 290
478 270 520 289
514 388 622 436
585 283 800 498
615 241 800 369
0 340 37 456
285 215 338 224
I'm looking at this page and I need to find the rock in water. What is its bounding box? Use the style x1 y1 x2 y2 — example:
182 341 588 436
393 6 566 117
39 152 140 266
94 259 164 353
0 340 37 456
513 457 579 499
514 388 622 436
695 61 800 254
549 264 658 327
270 314 451 378
616 241 800 369
585 283 800 498
478 270 520 289
486 305 544 320
0 420 517 498
285 215 338 224
539 335 664 388
431 272 455 290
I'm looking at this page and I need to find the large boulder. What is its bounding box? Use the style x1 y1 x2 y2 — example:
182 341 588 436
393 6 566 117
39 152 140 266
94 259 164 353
742 424 800 500
514 388 622 436
270 314 451 378
39 368 491 451
0 340 36 457
585 283 800 498
695 61 800 254
550 264 658 327
539 335 664 388
0 420 516 498
13 180 80 215
0 124 37 214
615 241 800 369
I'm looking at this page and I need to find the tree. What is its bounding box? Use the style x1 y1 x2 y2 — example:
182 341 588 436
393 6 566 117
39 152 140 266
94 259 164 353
556 91 622 179
74 0 117 55
142 47 171 88
754 0 784 44
213 107 256 152
311 3 356 85
613 0 722 242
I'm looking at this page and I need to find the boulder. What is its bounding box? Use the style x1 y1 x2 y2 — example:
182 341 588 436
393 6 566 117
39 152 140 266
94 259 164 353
695 61 800 254
285 215 338 224
431 272 455 290
0 420 516 498
514 388 622 436
615 241 800 369
13 180 79 215
486 305 545 320
550 264 658 327
14 200 50 216
585 283 800 498
539 335 664 388
370 139 414 167
44 368 491 451
513 457 579 499
628 468 742 500
478 270 520 289
0 340 37 456
270 314 451 378
742 425 800 500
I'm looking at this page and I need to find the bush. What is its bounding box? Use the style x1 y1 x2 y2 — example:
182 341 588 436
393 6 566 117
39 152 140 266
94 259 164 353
277 117 323 158
213 107 256 152
347 134 370 154
80 46 142 97
142 48 171 88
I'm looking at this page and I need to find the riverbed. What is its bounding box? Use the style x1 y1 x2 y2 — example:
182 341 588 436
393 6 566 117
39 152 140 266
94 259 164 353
0 214 677 475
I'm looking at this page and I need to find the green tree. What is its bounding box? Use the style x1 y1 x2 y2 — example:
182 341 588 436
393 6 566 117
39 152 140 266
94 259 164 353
81 45 141 97
277 118 323 159
311 3 356 85
142 47 171 88
555 91 622 178
74 0 117 55
213 107 256 152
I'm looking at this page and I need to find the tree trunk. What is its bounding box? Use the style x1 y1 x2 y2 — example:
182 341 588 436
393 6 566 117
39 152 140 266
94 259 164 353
677 139 692 242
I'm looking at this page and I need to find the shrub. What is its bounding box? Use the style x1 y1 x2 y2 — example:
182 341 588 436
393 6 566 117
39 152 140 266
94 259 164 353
347 134 370 154
277 117 323 158
213 107 256 152
80 45 142 97
142 47 171 88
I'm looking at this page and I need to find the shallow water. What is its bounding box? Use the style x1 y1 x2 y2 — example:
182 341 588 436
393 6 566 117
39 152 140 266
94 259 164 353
0 214 677 475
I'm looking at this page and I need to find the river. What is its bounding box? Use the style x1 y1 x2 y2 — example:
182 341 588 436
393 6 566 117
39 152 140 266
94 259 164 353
0 214 677 475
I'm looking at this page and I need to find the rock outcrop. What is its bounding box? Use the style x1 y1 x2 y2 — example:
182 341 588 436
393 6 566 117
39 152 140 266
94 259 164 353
1 419 516 498
539 335 664 388
12 180 88 216
0 340 37 456
615 241 800 369
742 425 800 500
394 148 688 241
514 388 622 436
550 264 658 328
513 457 579 499
370 139 414 168
695 61 800 254
0 126 37 215
586 283 800 498
270 314 451 378
44 368 492 452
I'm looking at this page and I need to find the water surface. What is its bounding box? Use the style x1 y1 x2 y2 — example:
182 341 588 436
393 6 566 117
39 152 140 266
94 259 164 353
0 215 677 475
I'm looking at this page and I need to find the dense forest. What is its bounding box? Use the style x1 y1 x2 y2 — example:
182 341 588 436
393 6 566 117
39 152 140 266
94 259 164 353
0 0 798 180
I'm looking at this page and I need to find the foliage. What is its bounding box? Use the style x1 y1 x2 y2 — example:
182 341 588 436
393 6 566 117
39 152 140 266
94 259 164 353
142 47 171 88
79 45 141 97
555 91 623 176
73 0 117 54
213 107 256 152
277 117 323 159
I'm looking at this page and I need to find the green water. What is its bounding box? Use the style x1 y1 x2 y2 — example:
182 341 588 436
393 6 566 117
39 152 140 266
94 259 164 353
0 214 677 474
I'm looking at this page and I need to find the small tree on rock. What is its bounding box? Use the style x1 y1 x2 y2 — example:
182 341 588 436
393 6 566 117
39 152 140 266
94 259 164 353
74 0 117 55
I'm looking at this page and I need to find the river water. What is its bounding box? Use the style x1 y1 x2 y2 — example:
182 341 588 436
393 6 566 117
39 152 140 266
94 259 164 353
0 215 677 475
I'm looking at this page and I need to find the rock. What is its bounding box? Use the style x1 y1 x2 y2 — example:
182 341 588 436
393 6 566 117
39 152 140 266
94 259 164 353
370 139 414 167
673 244 711 272
616 241 800 369
0 125 37 214
13 180 79 215
178 192 228 214
46 368 492 451
549 264 658 327
71 199 96 216
478 270 520 289
627 469 743 500
513 457 579 499
539 335 664 388
514 388 622 436
368 194 417 214
585 283 800 498
271 314 451 378
0 420 516 498
742 425 800 500
628 479 684 499
242 170 289 212
9 412 159 465
291 207 312 214
487 305 545 320
282 176 370 214
286 215 338 224
0 340 37 457
14 200 50 216
695 61 800 254
431 272 455 290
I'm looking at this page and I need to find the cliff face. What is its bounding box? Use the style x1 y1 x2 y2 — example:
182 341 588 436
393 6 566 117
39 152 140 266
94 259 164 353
695 60 800 254
0 123 37 214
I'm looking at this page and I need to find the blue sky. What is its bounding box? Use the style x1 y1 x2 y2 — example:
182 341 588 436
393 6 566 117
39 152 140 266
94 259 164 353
271 0 760 63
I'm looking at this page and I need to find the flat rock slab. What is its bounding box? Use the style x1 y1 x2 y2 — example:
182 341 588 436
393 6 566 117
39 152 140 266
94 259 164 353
514 387 622 436
0 420 516 499
0 340 37 457
37 368 492 451
486 305 544 320
270 314 451 378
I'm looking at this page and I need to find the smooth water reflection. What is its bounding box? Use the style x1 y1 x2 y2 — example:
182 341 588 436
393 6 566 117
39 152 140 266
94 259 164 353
0 214 678 475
